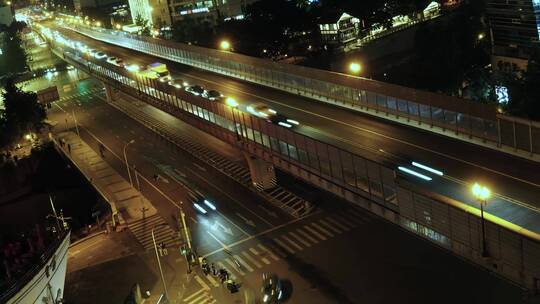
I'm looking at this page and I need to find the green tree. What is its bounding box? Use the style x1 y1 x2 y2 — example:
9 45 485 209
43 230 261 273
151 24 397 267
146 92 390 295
134 14 151 36
506 48 540 120
0 21 29 77
0 78 46 149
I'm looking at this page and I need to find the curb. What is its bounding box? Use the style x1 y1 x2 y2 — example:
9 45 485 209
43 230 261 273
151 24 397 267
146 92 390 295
69 230 107 248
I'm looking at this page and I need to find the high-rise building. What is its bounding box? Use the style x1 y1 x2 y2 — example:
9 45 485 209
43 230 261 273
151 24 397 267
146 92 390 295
486 0 540 70
128 0 171 27
169 0 257 25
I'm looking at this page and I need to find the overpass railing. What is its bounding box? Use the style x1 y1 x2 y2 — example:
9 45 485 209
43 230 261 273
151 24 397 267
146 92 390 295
61 23 540 160
41 26 540 291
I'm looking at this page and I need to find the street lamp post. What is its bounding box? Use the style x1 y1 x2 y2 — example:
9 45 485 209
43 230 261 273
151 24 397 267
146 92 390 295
220 40 231 51
472 183 491 257
226 97 241 141
151 224 169 302
123 140 135 186
349 62 362 74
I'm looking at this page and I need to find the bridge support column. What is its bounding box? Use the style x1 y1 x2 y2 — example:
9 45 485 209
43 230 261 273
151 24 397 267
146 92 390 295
244 154 276 191
103 83 115 102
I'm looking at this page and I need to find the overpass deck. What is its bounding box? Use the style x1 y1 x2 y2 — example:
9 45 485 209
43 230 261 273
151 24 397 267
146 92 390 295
49 24 540 227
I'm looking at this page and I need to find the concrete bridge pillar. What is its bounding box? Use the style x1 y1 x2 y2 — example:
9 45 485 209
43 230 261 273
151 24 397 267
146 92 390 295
103 83 115 102
244 154 276 191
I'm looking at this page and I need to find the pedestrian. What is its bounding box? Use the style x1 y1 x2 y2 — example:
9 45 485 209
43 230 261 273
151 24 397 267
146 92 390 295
67 144 71 154
211 263 216 276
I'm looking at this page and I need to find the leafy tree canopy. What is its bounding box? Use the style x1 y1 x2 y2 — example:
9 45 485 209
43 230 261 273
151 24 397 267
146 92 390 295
0 78 46 149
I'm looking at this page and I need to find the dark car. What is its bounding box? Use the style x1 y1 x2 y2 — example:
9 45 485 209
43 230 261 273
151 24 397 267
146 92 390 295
185 85 205 96
203 89 223 101
261 273 283 303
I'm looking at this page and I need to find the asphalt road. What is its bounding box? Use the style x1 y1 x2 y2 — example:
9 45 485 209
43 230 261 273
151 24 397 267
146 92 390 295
44 75 524 304
49 24 540 221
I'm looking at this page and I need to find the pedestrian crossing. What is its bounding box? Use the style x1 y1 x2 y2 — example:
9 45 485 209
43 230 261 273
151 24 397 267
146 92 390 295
200 210 372 286
126 214 182 250
57 87 104 103
182 287 217 304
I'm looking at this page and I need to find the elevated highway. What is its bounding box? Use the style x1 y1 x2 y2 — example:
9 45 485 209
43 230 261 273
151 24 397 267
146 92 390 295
34 21 540 290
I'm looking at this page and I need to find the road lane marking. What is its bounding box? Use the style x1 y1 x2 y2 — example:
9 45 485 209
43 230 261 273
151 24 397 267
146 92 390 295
225 258 245 276
311 222 334 238
233 254 254 272
206 231 229 249
330 215 356 229
296 228 319 244
242 251 262 269
281 234 303 251
257 244 280 261
288 231 311 247
194 275 210 291
318 219 343 234
183 288 206 302
186 168 273 227
273 237 295 254
304 225 327 241
249 247 271 265
205 273 219 287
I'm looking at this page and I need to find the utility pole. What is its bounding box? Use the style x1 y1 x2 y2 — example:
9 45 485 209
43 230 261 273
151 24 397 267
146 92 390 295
72 109 80 137
49 195 61 232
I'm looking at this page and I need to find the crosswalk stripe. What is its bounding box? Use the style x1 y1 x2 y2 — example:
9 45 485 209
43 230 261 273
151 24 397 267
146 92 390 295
288 231 311 247
311 222 334 238
339 212 365 225
187 293 207 304
257 244 280 261
217 261 236 279
303 225 327 241
205 273 220 287
195 275 210 291
233 255 254 272
325 217 350 231
318 219 343 234
273 238 295 254
242 251 262 269
225 258 245 276
296 228 319 244
281 235 303 251
332 215 357 228
183 288 205 302
183 288 206 302
249 248 271 265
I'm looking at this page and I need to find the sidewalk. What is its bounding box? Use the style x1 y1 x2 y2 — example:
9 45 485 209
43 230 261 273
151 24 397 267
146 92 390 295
55 131 156 226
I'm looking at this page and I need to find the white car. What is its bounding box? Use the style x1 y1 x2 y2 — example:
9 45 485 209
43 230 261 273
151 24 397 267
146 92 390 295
106 56 124 67
94 51 107 59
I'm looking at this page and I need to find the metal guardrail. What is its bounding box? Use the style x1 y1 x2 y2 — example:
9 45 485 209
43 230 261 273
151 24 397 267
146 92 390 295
0 231 70 303
60 23 540 161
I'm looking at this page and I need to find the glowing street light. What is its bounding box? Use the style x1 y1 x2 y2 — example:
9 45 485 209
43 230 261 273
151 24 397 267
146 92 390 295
477 33 485 40
349 62 362 74
472 182 491 257
95 21 101 27
225 97 238 107
115 23 122 30
220 40 231 51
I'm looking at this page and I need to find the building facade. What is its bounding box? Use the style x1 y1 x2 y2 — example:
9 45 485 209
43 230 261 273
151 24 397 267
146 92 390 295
486 0 540 70
128 0 171 27
169 0 256 25
318 12 360 49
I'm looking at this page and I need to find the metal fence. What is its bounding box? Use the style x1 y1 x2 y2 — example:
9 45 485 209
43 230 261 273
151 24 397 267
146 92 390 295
42 28 540 291
62 24 540 159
